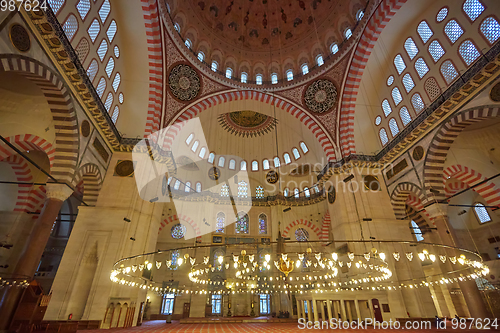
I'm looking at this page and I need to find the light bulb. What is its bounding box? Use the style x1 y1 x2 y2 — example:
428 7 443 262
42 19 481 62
429 254 436 262
177 258 183 266
218 256 224 265
265 254 271 262
418 253 426 261
332 253 338 261
379 253 386 261
296 260 301 268
234 262 238 269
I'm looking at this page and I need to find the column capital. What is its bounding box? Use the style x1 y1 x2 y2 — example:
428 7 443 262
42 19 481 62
425 203 448 218
46 183 74 202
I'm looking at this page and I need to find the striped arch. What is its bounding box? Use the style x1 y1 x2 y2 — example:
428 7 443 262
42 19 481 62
339 0 407 156
407 206 430 236
73 163 103 206
445 180 469 197
158 214 201 238
0 55 79 183
164 90 337 161
390 182 427 219
319 211 331 241
1 155 33 212
0 134 55 168
443 165 500 208
282 219 321 239
423 106 500 201
141 0 163 136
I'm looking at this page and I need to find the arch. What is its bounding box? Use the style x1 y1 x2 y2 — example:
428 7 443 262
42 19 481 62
0 56 79 183
73 163 103 206
319 211 331 241
158 214 201 238
444 179 468 197
162 91 337 161
443 165 500 208
390 182 427 219
282 219 321 239
1 155 33 212
423 106 500 201
0 134 55 169
339 0 407 157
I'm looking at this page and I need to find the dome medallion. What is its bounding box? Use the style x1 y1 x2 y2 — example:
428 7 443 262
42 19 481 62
168 64 201 101
304 79 337 114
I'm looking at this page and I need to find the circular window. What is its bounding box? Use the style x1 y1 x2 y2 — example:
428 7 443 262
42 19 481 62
363 175 381 191
295 228 309 242
119 93 124 104
436 7 448 22
387 76 394 86
171 224 186 239
375 116 382 126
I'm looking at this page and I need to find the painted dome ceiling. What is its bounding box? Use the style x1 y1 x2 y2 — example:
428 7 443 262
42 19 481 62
217 110 278 137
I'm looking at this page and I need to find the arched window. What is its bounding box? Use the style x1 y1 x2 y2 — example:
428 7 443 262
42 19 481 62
97 39 108 61
458 40 480 66
428 40 445 62
173 180 181 190
301 63 309 75
444 20 464 44
294 188 300 198
107 20 117 42
259 213 267 234
379 128 389 145
402 73 415 93
263 159 270 170
185 182 191 193
216 212 225 233
356 10 364 21
256 74 263 85
62 15 78 41
196 182 202 193
389 118 399 137
228 159 236 170
184 39 191 48
344 28 352 39
186 133 194 145
197 51 204 62
75 38 90 62
174 23 180 32
87 59 98 82
240 160 247 171
105 57 115 77
437 7 448 22
391 87 403 106
256 186 264 199
295 228 309 241
474 203 491 223
238 181 248 198
191 140 199 152
271 73 278 84
112 72 121 92
252 160 258 171
235 212 249 234
284 188 290 197
96 77 106 97
286 70 293 81
300 142 308 154
218 156 225 167
330 43 339 54
399 107 412 126
199 147 206 159
241 72 248 83
47 0 64 14
171 250 180 269
463 0 484 22
104 92 113 111
225 68 233 79
292 148 300 160
417 20 433 44
215 212 226 234
440 60 459 84
211 61 218 72
273 157 280 168
411 93 425 113
415 57 429 78
99 0 111 23
411 220 424 241
304 187 310 198
316 55 324 66
480 17 500 45
76 0 91 20
220 184 229 197
283 153 291 165
404 38 418 60
208 152 215 163
111 106 119 124
394 54 406 74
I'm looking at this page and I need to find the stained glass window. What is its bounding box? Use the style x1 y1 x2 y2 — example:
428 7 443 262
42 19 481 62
197 51 204 62
263 159 270 170
440 60 459 84
173 180 180 190
344 28 352 39
87 19 100 43
104 92 113 111
304 187 310 198
284 153 291 164
240 160 247 171
47 0 64 14
436 7 448 22
356 10 364 21
474 203 491 223
185 182 191 193
316 55 324 66
112 73 121 92
284 188 290 197
186 134 194 145
411 220 424 241
411 93 425 113
107 20 117 42
229 159 236 170
271 73 278 84
375 116 382 125
97 39 108 61
218 156 225 167
458 40 480 66
295 228 309 241
252 160 258 171
171 224 186 239
286 70 293 81
391 87 403 106
76 0 91 20
171 250 180 270
331 43 339 54
292 148 300 160
62 15 78 41
480 17 500 44
226 68 233 79
96 77 106 97
211 61 218 72
389 118 399 137
417 21 433 44
394 54 406 74
402 73 415 93
302 64 309 75
196 182 202 193
238 181 248 198
256 186 264 199
400 107 412 126
256 74 263 85
105 57 115 77
99 0 111 23
241 72 247 83
428 40 445 62
379 128 389 145
208 153 215 163
87 59 98 82
382 99 392 116
463 0 484 22
199 147 206 159
174 23 180 32
111 106 119 124
259 213 267 234
387 75 394 86
191 141 199 152
216 212 225 233
404 38 418 60
415 58 429 78
444 20 464 44
235 212 249 234
294 188 300 198
300 142 309 154
273 157 280 168
220 184 229 197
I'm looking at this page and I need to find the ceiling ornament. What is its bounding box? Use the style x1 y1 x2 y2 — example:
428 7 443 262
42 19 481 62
168 64 200 101
304 79 337 114
217 110 278 137
266 170 279 184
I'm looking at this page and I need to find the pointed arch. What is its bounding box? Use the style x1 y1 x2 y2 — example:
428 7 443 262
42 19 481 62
390 182 427 219
73 163 103 206
158 214 201 240
282 219 321 239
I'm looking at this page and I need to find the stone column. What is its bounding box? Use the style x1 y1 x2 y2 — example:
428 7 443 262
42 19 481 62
346 301 353 322
340 299 347 321
326 300 333 321
354 300 361 322
319 301 325 321
427 204 489 318
333 300 339 319
0 183 73 329
301 300 306 321
312 299 319 322
306 300 312 322
296 298 301 319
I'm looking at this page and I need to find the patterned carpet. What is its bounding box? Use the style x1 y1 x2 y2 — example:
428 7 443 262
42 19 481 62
84 319 500 332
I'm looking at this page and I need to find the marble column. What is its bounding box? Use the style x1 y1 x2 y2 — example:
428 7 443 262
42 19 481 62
354 300 361 321
326 300 333 321
296 298 302 319
306 300 312 322
312 299 319 322
340 299 347 321
333 300 339 319
320 301 325 321
0 183 73 330
301 300 306 321
346 301 353 322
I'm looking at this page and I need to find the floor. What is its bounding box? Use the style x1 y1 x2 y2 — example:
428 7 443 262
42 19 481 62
85 319 500 332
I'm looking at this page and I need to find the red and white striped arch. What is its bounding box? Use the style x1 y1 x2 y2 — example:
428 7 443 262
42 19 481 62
0 134 55 168
445 180 469 197
158 214 201 238
319 211 331 241
163 90 337 161
282 219 321 239
339 0 407 157
141 0 164 136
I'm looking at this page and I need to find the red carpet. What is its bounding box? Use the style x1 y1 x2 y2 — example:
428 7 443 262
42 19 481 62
85 320 500 332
